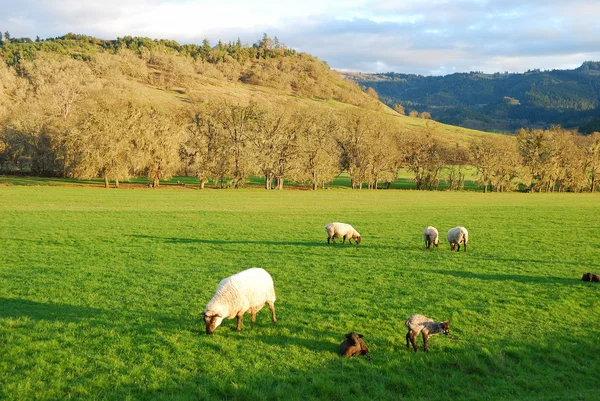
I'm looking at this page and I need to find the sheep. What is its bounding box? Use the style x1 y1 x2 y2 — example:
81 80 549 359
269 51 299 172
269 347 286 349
325 222 361 245
447 226 468 252
202 267 277 334
339 332 371 359
405 314 450 352
423 226 439 249
582 272 600 282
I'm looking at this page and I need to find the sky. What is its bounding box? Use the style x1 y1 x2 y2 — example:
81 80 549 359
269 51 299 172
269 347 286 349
2 0 600 76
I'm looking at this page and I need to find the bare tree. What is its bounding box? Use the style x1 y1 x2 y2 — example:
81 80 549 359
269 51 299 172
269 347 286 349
293 107 340 190
212 101 258 188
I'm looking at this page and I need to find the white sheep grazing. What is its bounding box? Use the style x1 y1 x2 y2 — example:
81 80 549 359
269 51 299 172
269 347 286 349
202 267 277 334
325 222 361 245
447 226 468 252
423 226 439 249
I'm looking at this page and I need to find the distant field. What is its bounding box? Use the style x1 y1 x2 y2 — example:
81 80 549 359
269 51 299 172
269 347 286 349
1 187 599 400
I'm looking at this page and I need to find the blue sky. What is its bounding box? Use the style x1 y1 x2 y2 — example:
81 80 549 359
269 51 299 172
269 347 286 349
2 0 600 75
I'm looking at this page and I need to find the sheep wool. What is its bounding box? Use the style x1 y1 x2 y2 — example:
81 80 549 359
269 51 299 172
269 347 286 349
203 267 277 334
447 226 468 252
325 222 361 244
423 226 439 248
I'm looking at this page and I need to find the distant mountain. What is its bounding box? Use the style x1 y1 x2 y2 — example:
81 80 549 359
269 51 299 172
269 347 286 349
340 62 600 134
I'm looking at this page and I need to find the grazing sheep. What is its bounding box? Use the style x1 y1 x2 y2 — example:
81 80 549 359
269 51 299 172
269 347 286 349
582 272 600 282
405 314 450 352
202 267 277 334
423 226 439 249
339 332 370 359
325 222 361 245
447 226 468 252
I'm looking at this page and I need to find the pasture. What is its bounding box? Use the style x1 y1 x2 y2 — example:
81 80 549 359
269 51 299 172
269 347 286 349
1 186 599 400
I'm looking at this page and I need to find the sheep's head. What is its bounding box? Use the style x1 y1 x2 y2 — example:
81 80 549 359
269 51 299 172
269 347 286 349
355 235 361 245
582 273 592 282
345 332 363 344
433 237 439 247
202 311 224 334
440 321 451 335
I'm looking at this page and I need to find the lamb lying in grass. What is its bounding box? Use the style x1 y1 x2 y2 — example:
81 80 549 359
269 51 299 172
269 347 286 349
582 272 600 282
339 332 370 359
405 314 450 352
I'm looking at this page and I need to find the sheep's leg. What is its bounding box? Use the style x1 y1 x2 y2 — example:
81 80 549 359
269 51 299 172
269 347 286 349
327 236 330 244
463 242 467 252
342 235 347 244
251 311 257 323
348 237 353 244
456 244 460 252
406 331 411 348
268 301 277 323
422 332 429 352
408 331 418 352
236 315 243 331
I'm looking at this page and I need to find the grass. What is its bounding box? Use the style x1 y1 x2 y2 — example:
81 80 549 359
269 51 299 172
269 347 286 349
1 186 599 400
0 169 483 191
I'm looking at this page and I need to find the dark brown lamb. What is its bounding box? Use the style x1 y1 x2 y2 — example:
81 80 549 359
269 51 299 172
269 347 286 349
339 332 370 358
582 272 600 282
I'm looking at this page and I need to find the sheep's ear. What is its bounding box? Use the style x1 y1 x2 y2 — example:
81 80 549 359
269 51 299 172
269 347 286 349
358 334 364 338
345 333 352 338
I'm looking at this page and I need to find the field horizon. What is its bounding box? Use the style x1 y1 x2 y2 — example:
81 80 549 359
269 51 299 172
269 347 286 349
1 186 599 400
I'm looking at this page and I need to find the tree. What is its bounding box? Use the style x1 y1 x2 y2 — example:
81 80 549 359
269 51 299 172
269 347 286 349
251 104 301 190
470 138 498 193
393 104 405 115
20 53 98 121
403 132 444 190
585 132 600 192
366 87 379 100
419 111 431 119
408 110 419 117
293 107 340 190
183 109 230 189
212 101 258 188
364 117 399 189
70 99 138 188
338 109 373 189
136 108 185 188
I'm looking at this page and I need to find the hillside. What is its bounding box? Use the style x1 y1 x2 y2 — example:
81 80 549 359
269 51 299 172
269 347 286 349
340 62 600 133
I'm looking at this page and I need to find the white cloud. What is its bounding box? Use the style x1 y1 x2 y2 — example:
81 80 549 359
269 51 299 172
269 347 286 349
0 0 599 75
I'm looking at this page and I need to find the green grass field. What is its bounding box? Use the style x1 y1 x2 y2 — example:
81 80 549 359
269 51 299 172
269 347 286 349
1 186 599 400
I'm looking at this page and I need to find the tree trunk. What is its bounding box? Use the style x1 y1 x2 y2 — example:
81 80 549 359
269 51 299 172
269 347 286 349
115 179 120 189
200 181 205 189
153 177 160 188
104 175 109 188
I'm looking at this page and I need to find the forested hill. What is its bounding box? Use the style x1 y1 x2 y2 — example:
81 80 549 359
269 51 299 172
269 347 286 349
341 62 600 133
0 32 383 111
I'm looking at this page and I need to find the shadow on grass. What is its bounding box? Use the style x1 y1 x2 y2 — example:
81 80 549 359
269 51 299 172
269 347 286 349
0 297 197 333
129 234 388 249
425 269 578 285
